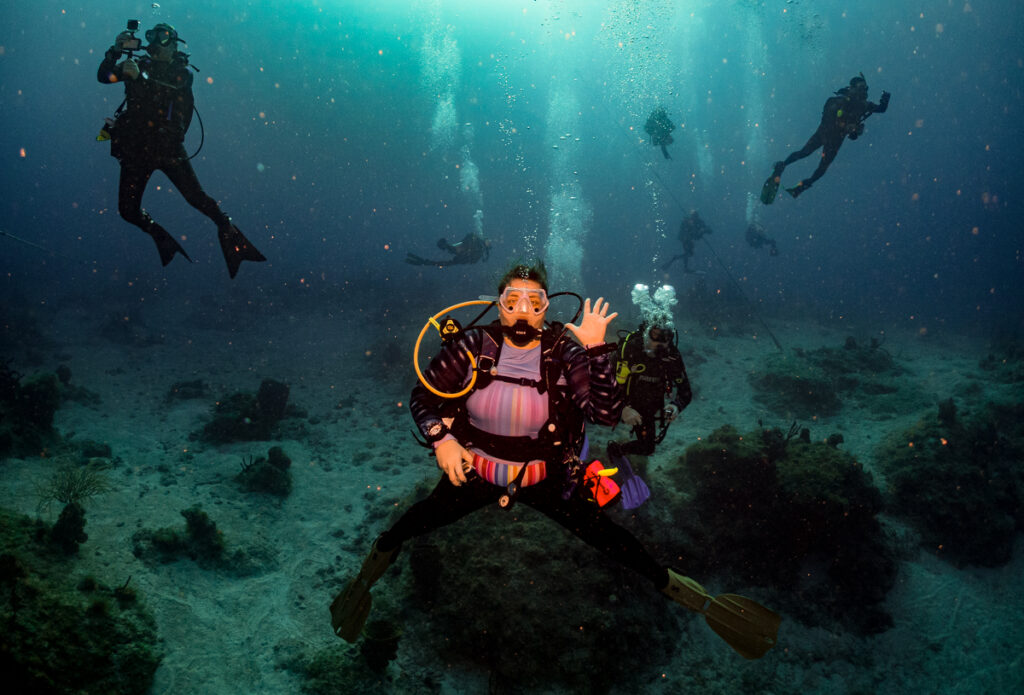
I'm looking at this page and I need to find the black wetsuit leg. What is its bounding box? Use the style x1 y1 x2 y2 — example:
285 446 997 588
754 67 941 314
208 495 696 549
116 155 197 266
782 128 825 168
520 477 666 586
800 133 843 187
159 152 231 227
682 240 695 271
620 409 659 457
117 160 156 229
376 473 499 551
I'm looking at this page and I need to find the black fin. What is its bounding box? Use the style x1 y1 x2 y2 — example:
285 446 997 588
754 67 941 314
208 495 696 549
760 162 785 205
148 224 192 266
218 224 266 279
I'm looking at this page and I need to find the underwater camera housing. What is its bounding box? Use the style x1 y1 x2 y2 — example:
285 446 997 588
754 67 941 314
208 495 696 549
121 19 142 53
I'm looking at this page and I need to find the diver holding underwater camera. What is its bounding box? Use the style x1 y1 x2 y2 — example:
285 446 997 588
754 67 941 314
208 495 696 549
97 20 265 278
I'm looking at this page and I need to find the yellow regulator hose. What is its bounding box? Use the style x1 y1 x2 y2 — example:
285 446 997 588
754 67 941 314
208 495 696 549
413 299 495 399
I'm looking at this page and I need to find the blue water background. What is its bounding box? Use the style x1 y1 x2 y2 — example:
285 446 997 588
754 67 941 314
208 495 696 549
1 0 1022 334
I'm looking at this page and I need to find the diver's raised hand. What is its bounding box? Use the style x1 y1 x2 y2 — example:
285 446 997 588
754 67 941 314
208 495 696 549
434 438 474 487
566 297 618 347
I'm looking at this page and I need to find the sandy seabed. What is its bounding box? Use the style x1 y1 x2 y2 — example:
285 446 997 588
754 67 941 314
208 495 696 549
3 296 1022 695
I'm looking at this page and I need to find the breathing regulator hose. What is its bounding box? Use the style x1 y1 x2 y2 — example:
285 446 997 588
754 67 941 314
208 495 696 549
413 299 496 399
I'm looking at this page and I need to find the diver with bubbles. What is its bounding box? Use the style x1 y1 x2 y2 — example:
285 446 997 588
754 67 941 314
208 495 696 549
611 284 692 459
663 211 713 273
644 106 676 159
745 223 778 256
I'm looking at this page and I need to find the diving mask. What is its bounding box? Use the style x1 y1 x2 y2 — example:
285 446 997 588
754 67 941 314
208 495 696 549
648 326 674 344
145 26 178 47
498 287 549 316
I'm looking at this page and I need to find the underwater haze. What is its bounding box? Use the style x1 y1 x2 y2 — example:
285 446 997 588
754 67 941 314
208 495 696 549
2 1 1024 694
1 0 1021 331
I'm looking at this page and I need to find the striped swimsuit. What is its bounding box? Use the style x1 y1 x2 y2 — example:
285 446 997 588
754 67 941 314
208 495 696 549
466 343 552 487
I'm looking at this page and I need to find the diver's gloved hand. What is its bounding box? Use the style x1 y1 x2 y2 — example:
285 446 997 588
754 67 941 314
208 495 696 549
663 403 680 422
566 297 618 347
122 59 140 80
622 406 643 427
115 31 134 49
880 90 891 108
435 438 474 487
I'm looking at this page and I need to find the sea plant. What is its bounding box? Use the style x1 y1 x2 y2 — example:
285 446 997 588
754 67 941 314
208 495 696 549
35 464 111 516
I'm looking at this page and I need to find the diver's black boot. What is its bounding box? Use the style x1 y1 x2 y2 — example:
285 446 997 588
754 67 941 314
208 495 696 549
786 180 810 199
330 538 401 643
145 218 192 267
217 221 266 279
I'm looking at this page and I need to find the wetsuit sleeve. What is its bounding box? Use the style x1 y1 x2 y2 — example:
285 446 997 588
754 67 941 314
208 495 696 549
667 353 693 411
563 342 623 426
409 332 478 439
868 91 890 115
97 47 124 84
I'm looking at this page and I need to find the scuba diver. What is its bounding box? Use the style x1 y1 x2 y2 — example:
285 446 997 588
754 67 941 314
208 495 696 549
745 223 778 256
97 22 266 278
404 232 490 267
330 262 780 660
644 106 676 159
663 211 713 273
761 73 891 203
613 323 692 458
